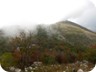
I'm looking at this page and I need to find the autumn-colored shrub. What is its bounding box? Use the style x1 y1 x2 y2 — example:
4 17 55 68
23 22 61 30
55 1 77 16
56 52 68 64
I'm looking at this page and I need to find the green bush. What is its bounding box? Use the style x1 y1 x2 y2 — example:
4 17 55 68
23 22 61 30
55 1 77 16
42 55 56 64
1 53 17 68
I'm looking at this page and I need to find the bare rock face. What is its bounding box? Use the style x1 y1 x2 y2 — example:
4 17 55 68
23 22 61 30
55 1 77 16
77 69 84 72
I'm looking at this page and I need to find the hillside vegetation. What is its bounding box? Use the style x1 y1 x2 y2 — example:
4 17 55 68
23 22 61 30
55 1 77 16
0 21 96 71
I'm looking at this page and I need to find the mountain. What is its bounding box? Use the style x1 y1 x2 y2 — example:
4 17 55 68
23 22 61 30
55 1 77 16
50 21 96 48
1 20 96 48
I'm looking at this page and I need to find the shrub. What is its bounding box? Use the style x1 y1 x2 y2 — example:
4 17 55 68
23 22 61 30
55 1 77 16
56 53 68 64
1 52 17 69
42 55 56 64
84 48 96 64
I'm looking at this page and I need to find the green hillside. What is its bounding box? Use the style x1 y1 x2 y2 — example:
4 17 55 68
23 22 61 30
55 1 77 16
51 21 96 48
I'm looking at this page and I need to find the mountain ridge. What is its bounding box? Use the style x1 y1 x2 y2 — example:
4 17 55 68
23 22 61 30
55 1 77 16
50 20 96 48
55 20 96 33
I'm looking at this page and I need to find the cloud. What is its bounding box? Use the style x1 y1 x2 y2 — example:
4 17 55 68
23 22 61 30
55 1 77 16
68 0 96 31
0 0 92 28
67 0 95 19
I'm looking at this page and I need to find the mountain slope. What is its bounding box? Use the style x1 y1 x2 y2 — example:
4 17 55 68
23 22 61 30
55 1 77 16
50 21 96 48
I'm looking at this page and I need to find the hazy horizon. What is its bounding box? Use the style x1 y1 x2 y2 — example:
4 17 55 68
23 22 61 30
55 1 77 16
0 0 96 32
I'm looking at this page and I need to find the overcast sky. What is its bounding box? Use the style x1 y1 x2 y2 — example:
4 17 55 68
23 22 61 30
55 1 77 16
69 0 96 31
0 0 96 31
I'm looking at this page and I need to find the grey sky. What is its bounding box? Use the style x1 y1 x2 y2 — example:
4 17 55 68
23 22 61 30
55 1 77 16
0 0 96 32
69 0 96 31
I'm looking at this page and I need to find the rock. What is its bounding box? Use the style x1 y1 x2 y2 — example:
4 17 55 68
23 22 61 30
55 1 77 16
77 69 84 72
15 68 21 72
32 61 42 67
9 67 15 71
29 66 33 70
83 60 88 64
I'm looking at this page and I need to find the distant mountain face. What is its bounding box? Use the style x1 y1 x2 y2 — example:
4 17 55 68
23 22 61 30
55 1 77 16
50 21 96 48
